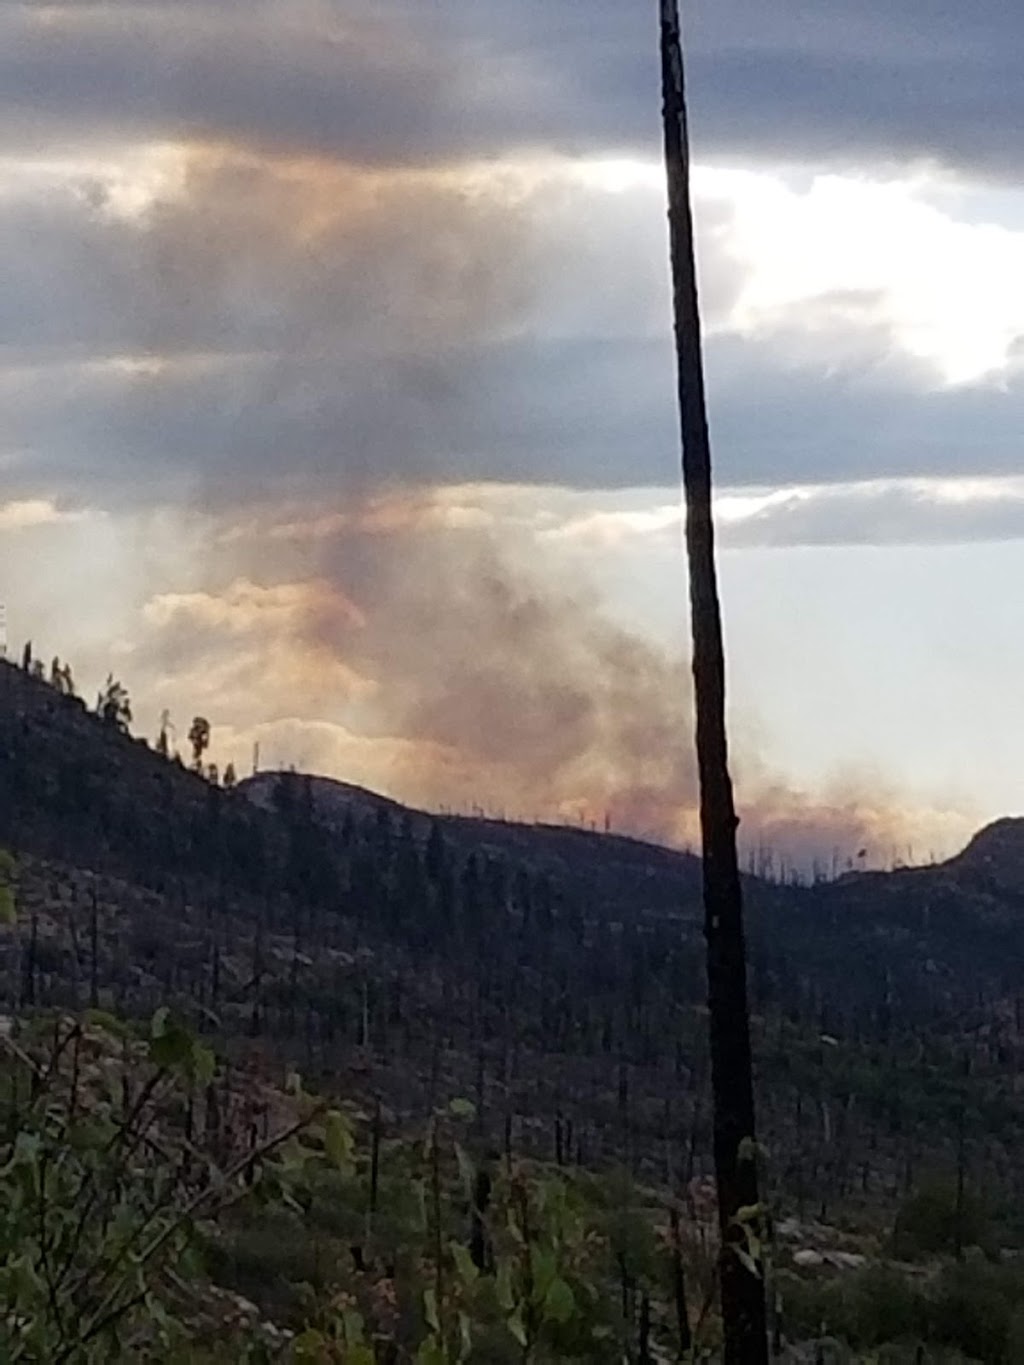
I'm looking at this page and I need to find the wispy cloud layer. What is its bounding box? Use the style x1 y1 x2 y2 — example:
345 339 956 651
540 477 1024 552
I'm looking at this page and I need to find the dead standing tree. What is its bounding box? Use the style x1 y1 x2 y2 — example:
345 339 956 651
658 3 768 1360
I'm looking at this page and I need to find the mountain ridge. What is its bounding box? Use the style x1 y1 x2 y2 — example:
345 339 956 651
3 652 1024 1237
242 767 1018 892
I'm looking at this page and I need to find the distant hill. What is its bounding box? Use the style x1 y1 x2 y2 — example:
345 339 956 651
947 816 1024 895
242 769 707 922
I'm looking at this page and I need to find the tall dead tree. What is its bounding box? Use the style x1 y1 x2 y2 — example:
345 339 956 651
658 3 768 1360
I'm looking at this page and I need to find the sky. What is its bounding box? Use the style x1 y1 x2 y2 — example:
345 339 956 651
2 0 1023 867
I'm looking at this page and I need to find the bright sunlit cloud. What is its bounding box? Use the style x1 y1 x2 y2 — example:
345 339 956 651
0 143 187 219
0 499 91 531
568 156 665 195
695 165 1024 384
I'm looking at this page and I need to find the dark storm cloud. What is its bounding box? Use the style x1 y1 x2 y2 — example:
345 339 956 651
0 1 1020 176
9 323 1023 506
444 0 1024 176
1 4 1021 509
705 339 1024 488
695 1 1020 178
0 4 463 164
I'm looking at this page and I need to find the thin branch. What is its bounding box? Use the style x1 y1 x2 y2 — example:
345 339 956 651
64 1107 323 1359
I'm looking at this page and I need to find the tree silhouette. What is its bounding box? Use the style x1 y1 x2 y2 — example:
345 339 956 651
658 2 767 1360
188 716 211 773
96 675 132 732
156 709 173 758
49 658 76 697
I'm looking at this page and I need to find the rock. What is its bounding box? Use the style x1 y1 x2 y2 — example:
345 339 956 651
823 1250 867 1271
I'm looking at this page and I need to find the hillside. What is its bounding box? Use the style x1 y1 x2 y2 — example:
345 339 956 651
243 769 708 921
3 655 1024 1253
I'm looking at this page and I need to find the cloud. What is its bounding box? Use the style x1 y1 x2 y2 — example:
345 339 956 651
4 145 1024 509
685 14 1022 182
0 4 467 165
705 340 1024 488
442 0 1024 180
542 476 1024 552
0 144 687 502
0 146 549 503
0 2 1020 181
697 167 1024 385
0 499 90 531
721 477 1024 549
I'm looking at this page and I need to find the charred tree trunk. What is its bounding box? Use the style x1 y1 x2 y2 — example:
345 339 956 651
658 3 767 1360
669 1203 693 1356
369 1095 382 1220
89 886 99 1010
954 1050 970 1261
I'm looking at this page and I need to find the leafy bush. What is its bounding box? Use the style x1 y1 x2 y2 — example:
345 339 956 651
778 1263 926 1351
893 1177 990 1260
781 1256 1024 1364
928 1260 1024 1364
849 1263 927 1347
0 1010 314 1362
0 1010 696 1362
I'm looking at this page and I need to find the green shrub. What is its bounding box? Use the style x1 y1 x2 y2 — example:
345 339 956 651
927 1261 1023 1363
893 1177 989 1260
849 1263 926 1348
777 1263 927 1350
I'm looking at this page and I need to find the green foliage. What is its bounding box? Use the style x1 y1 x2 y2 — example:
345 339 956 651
149 1006 216 1084
323 1109 355 1175
0 1010 310 1362
779 1263 928 1355
851 1264 927 1347
1007 1303 1024 1362
9 1002 1024 1363
928 1260 1020 1364
893 1177 990 1260
0 1019 185 1359
205 1099 684 1362
0 848 17 926
780 1257 1024 1364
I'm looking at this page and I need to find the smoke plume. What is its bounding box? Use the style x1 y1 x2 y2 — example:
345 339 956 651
121 489 972 869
